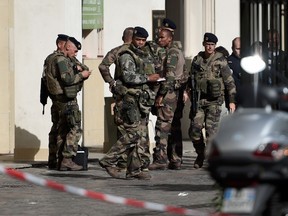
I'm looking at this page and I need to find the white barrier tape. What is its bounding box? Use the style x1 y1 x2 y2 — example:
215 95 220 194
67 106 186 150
0 165 210 216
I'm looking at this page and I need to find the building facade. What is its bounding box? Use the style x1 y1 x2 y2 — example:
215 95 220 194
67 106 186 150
0 0 240 161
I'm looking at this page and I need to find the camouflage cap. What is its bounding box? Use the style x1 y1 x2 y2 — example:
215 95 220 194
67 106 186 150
68 37 82 50
133 26 149 38
162 18 176 31
203 32 218 44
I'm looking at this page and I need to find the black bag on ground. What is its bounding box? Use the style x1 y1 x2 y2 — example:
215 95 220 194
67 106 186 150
73 145 89 170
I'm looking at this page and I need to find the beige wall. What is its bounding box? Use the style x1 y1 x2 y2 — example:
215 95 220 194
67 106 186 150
0 0 14 154
82 59 104 148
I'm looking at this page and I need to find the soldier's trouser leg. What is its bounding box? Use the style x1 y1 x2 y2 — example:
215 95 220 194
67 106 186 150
57 101 82 159
115 124 128 169
113 97 128 169
99 122 140 168
48 103 59 168
168 92 184 165
139 117 151 170
189 106 205 169
205 104 222 144
193 139 205 169
153 91 178 165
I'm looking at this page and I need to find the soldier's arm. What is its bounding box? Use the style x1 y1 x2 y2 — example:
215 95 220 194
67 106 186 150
158 51 178 95
119 53 148 85
98 47 119 84
220 59 237 103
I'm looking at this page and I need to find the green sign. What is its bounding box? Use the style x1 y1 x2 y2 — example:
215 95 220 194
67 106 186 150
82 0 103 29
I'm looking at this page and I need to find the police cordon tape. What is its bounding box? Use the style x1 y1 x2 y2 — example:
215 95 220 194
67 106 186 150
0 164 212 216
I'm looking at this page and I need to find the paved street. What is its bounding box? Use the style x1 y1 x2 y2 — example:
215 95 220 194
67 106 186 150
0 142 218 216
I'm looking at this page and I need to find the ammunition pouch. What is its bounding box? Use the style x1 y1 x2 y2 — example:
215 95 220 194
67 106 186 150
207 79 222 98
113 100 123 126
64 85 78 99
197 78 208 94
197 78 222 99
113 80 128 96
139 89 156 114
65 103 81 127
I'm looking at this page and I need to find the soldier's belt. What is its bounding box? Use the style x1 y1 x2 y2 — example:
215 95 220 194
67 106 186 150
50 94 74 103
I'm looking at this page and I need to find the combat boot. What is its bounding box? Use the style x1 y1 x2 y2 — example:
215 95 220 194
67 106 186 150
48 153 57 169
58 158 83 171
148 162 167 170
99 160 121 178
126 171 151 180
104 167 121 179
194 153 205 169
149 146 168 170
193 141 205 169
168 161 181 170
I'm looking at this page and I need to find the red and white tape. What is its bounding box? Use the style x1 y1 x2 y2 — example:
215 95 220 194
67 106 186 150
0 165 209 216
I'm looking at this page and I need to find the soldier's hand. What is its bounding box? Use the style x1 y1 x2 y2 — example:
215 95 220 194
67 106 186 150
77 65 83 72
147 74 160 82
183 90 189 103
229 102 236 113
81 70 92 78
155 95 164 107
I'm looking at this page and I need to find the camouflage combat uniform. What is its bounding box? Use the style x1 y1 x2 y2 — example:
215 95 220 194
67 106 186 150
98 43 130 168
188 51 236 167
99 43 156 178
151 42 188 168
98 41 166 170
42 50 64 168
43 51 88 169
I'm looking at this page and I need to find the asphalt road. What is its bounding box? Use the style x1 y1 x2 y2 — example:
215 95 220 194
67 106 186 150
0 142 218 216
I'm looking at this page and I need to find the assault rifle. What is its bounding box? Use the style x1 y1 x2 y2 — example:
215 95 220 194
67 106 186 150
40 77 48 115
190 72 198 117
190 63 199 117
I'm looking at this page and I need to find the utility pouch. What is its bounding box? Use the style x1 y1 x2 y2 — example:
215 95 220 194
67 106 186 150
139 89 156 106
122 95 140 124
65 107 81 127
112 80 128 96
73 110 81 123
64 85 78 99
207 79 222 98
139 89 156 114
197 78 208 94
113 101 123 126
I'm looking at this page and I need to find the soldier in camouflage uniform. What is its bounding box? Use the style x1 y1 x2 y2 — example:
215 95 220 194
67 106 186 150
98 29 166 172
43 34 90 169
99 27 160 180
44 37 91 171
188 33 236 169
98 27 134 169
149 19 189 170
43 34 69 169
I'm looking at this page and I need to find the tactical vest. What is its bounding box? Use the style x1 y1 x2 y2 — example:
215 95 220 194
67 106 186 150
192 52 225 99
57 56 81 99
117 44 156 80
117 45 156 114
169 46 188 89
43 51 64 95
113 44 130 81
145 41 167 76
